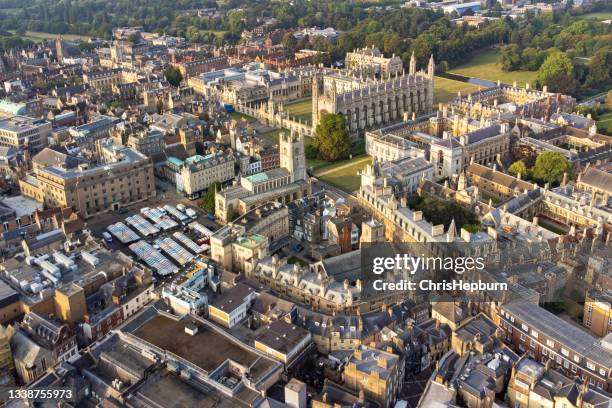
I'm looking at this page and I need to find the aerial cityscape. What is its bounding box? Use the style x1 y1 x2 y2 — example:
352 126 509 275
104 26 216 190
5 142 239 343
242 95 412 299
0 0 610 406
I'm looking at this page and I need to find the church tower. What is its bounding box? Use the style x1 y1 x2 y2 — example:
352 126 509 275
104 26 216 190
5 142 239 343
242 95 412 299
280 130 306 183
55 36 64 63
179 126 197 157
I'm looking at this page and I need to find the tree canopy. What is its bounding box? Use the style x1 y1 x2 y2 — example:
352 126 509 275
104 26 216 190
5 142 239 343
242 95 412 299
163 65 183 87
537 51 577 95
531 151 572 185
508 160 528 177
313 113 351 162
201 181 221 215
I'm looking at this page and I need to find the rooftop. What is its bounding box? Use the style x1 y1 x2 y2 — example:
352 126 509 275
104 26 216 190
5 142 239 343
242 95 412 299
502 300 612 368
131 313 276 377
0 115 48 133
210 282 255 314
349 344 399 379
255 319 309 354
0 195 43 218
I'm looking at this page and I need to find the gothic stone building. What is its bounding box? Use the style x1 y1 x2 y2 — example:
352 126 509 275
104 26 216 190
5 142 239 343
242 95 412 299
313 53 435 138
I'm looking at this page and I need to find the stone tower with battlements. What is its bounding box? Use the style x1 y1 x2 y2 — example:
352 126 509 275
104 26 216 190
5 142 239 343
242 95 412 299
280 129 306 183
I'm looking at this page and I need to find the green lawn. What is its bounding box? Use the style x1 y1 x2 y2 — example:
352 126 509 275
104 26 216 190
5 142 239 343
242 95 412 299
258 128 288 146
230 111 255 122
307 158 330 172
10 30 89 42
314 155 372 193
537 218 568 235
202 29 228 36
284 98 312 124
434 76 481 104
449 48 539 87
287 256 307 266
579 11 612 20
597 111 612 135
480 190 502 205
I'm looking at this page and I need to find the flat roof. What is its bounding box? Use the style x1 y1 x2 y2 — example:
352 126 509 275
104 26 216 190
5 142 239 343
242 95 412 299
125 372 242 408
1 195 43 218
210 283 255 314
255 320 309 354
0 115 47 133
132 314 274 376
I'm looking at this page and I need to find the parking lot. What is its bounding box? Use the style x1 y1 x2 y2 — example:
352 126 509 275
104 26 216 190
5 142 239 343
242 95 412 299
86 185 223 282
88 180 220 238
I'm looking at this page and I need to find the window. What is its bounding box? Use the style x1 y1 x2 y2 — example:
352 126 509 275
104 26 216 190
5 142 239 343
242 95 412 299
561 348 569 357
587 361 596 371
546 339 555 348
521 323 529 332
531 330 538 339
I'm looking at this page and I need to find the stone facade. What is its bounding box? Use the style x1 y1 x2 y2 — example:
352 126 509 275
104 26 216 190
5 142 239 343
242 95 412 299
313 53 435 137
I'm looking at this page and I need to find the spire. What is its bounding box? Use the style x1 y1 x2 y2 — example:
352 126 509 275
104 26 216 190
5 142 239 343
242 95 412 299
409 51 416 76
447 219 457 242
428 54 435 79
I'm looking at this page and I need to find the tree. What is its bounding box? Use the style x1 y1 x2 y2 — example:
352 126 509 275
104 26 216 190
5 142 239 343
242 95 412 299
500 44 522 71
313 113 351 162
585 48 612 90
127 33 140 43
31 79 49 93
537 51 577 95
163 65 183 87
201 181 221 215
531 151 571 185
520 47 545 71
281 32 297 53
508 160 528 177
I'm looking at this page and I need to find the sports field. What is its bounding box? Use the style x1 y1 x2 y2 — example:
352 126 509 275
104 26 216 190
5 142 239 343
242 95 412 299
10 30 89 42
579 11 612 20
449 48 539 87
434 77 481 104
